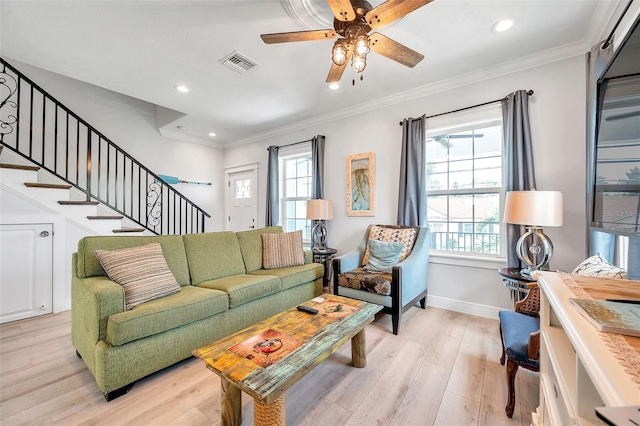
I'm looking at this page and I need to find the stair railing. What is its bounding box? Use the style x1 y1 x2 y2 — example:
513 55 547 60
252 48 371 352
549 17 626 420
0 58 210 234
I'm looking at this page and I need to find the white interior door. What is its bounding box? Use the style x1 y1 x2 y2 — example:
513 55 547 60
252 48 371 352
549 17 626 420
228 169 257 231
0 223 53 323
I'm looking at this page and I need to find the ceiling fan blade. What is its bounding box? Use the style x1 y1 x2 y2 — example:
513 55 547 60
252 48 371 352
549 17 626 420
369 33 424 67
327 0 356 22
365 0 433 29
261 30 336 44
326 45 353 83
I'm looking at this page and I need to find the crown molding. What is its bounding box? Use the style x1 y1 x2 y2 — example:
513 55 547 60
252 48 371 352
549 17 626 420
224 39 589 149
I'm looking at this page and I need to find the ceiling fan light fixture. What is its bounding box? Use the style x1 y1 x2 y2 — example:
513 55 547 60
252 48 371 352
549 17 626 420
355 34 370 57
332 40 349 66
351 52 367 73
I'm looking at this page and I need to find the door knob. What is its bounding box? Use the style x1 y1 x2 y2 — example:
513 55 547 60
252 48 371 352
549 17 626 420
40 231 50 237
249 226 255 229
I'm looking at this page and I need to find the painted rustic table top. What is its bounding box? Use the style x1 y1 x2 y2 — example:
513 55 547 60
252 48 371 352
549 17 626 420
193 294 382 405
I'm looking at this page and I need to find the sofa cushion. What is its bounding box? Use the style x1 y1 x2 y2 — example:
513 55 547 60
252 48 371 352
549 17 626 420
106 286 229 346
362 225 419 266
95 243 181 310
76 235 190 285
183 232 246 284
262 230 305 269
250 263 324 290
236 226 283 273
196 274 281 308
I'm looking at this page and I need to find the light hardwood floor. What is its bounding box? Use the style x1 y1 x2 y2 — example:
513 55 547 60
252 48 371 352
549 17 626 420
0 305 538 425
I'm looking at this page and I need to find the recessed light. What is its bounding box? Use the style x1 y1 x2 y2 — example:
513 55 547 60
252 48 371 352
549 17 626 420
208 132 216 137
328 83 340 90
491 18 516 33
174 85 189 93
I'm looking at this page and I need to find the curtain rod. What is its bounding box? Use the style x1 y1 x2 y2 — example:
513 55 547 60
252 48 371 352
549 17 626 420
266 138 313 151
398 89 534 126
603 0 634 49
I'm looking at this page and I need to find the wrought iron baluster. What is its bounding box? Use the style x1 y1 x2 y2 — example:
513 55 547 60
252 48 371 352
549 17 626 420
65 113 69 180
97 136 102 199
0 67 18 144
29 84 34 157
86 128 92 201
41 90 45 165
54 106 58 174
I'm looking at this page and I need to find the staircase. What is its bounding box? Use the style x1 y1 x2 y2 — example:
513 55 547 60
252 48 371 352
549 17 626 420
1 152 145 235
0 57 210 235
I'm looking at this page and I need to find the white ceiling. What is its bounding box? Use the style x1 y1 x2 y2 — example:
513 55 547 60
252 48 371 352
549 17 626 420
0 0 623 148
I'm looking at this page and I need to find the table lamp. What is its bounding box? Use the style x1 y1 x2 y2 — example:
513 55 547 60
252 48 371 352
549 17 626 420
503 190 564 278
306 199 333 251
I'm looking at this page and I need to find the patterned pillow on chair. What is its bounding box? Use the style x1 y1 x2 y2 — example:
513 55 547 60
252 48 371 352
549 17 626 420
361 225 418 267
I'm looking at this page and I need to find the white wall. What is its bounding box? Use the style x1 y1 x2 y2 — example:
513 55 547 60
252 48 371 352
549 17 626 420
224 54 588 317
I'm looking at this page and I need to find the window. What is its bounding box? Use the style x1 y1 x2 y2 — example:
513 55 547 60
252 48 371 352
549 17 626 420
426 115 503 256
234 179 251 199
280 151 312 242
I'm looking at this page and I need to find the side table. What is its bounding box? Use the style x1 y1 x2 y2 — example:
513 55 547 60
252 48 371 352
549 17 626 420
312 247 337 288
498 267 537 310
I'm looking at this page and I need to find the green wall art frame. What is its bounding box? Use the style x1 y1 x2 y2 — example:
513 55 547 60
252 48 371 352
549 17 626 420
346 152 375 217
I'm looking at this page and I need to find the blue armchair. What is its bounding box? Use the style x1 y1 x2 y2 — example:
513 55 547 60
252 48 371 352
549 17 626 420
332 225 430 335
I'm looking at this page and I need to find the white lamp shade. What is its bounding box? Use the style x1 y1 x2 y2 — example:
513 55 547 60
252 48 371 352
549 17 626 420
306 199 334 220
503 191 563 227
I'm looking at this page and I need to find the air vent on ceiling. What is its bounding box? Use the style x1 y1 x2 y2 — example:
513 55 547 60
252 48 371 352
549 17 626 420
220 51 258 74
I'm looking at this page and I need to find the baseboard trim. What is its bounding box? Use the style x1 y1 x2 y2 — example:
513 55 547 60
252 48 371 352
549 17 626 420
426 295 500 320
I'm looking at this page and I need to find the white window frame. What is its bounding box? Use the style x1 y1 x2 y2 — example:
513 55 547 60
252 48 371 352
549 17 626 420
425 105 506 263
278 146 313 245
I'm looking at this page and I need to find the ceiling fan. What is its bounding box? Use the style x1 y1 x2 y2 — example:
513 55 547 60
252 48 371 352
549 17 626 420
260 0 433 83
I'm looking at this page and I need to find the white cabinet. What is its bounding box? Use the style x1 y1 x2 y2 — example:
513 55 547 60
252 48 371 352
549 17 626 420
535 272 640 425
0 223 53 323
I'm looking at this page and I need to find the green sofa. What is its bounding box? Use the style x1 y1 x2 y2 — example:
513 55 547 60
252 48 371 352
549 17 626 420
71 226 323 401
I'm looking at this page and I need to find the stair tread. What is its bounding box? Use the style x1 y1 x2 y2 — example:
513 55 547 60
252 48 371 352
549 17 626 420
112 228 146 233
58 200 100 205
25 182 72 189
0 163 40 171
87 215 124 220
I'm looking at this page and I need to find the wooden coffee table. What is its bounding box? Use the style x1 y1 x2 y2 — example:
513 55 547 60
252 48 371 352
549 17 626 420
193 294 382 426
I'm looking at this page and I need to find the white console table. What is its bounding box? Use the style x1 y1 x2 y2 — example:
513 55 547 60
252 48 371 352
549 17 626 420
534 271 640 425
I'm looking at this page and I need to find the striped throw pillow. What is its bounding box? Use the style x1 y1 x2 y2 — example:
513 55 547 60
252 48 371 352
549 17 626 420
262 230 305 269
95 243 181 310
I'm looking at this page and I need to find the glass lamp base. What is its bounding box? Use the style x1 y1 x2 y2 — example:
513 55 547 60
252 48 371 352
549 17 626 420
515 226 554 276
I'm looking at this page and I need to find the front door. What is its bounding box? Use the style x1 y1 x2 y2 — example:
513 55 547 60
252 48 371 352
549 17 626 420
0 223 53 323
227 169 257 232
